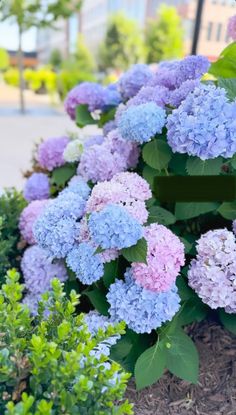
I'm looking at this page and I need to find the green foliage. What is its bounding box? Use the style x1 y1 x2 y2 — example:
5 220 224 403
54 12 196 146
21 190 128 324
217 201 236 220
147 206 176 226
76 104 97 128
0 48 9 71
74 34 96 73
219 310 236 334
98 12 146 71
142 138 172 171
0 270 133 415
186 157 223 176
208 42 236 79
3 68 19 87
51 164 77 188
145 5 184 63
0 190 26 283
175 202 220 220
218 77 236 100
49 48 62 70
121 238 147 264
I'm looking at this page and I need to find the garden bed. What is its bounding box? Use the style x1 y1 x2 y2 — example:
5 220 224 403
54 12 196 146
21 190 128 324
127 320 236 415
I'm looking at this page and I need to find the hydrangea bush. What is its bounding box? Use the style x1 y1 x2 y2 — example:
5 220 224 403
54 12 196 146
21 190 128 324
19 30 236 391
0 270 132 414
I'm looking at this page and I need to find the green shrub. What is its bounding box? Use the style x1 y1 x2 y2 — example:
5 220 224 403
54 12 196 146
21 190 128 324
3 68 19 87
0 190 26 283
0 270 133 415
56 70 95 100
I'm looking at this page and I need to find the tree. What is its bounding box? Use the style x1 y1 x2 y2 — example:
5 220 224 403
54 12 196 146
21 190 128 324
0 1 83 113
145 5 184 63
98 12 146 71
0 48 9 71
49 48 62 70
74 34 95 73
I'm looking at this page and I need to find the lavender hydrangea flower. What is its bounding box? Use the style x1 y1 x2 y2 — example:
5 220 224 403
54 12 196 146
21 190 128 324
84 135 105 148
37 136 69 171
118 64 153 100
21 245 67 294
127 85 170 108
64 82 107 120
188 229 236 312
167 84 236 160
227 15 236 41
233 220 236 235
169 79 200 107
66 242 104 285
89 204 143 250
24 173 50 202
118 102 166 143
107 269 181 334
59 175 91 200
19 200 48 245
23 293 43 316
103 120 117 136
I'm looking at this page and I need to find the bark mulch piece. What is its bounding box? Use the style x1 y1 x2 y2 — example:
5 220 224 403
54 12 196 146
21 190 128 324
126 320 236 415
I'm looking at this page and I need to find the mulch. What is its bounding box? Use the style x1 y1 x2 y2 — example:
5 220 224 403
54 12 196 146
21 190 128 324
126 320 236 415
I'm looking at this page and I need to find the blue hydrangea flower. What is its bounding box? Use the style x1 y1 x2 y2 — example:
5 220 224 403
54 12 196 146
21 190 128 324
167 84 236 160
176 55 210 87
118 64 153 100
88 204 143 250
118 102 166 143
169 79 200 107
66 242 104 285
103 83 122 108
59 176 91 201
107 269 181 334
23 173 50 202
55 192 86 219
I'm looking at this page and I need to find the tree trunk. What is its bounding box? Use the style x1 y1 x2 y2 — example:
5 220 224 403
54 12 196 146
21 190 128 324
18 25 25 114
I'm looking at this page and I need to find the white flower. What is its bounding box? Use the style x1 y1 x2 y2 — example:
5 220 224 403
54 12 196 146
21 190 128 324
63 140 83 163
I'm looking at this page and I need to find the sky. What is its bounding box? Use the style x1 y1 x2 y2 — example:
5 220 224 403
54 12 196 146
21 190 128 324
0 22 36 51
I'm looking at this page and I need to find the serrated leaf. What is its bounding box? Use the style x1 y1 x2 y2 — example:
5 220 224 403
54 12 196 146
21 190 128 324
165 329 199 383
218 78 236 101
148 206 176 225
76 104 97 127
51 164 76 187
175 202 219 220
85 289 109 316
103 260 118 288
142 139 172 171
219 309 236 334
121 238 147 263
186 157 223 176
218 202 236 220
209 42 236 78
134 342 166 390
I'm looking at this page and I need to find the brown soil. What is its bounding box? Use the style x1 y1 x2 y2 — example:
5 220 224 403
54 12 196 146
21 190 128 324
127 321 236 415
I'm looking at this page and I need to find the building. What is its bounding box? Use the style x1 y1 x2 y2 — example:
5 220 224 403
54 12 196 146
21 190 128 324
36 0 236 64
8 50 38 68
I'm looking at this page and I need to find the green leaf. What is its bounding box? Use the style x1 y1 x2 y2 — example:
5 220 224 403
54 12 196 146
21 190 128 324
179 237 193 254
85 289 109 316
176 275 194 302
186 157 223 176
135 342 166 390
142 165 158 189
175 202 219 220
218 202 236 220
51 164 76 187
230 154 236 169
209 42 236 78
142 139 172 171
165 329 199 383
121 238 147 263
177 298 208 326
169 153 188 175
103 260 118 288
148 206 176 226
98 107 116 127
219 309 236 334
76 104 97 127
218 78 236 101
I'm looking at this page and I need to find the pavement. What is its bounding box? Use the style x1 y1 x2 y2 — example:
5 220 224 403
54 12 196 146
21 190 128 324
0 83 78 189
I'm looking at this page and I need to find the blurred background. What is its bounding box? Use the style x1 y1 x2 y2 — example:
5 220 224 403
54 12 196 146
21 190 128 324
0 0 235 188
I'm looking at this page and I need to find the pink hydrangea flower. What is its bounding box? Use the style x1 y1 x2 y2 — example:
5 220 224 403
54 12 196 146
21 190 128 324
37 136 69 171
131 224 185 292
19 200 49 244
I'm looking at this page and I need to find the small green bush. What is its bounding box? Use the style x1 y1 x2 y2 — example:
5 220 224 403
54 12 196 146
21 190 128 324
0 270 133 415
3 68 19 87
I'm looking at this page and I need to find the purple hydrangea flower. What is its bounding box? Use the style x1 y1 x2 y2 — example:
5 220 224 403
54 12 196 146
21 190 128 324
227 15 236 41
127 85 170 108
24 173 50 202
66 242 104 285
88 204 143 250
107 269 181 334
19 200 49 245
118 102 166 143
188 229 236 312
84 135 105 148
64 82 107 120
118 64 153 100
103 83 122 108
167 84 236 160
169 79 200 107
233 220 236 235
37 136 69 171
103 120 117 136
21 245 67 294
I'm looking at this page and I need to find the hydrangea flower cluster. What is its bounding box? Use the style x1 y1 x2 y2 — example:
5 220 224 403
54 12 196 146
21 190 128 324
63 139 84 163
233 220 236 235
227 15 236 40
167 84 236 160
66 242 104 285
21 245 67 295
37 136 69 171
107 269 181 334
88 204 143 250
118 102 166 144
24 173 50 202
131 224 185 292
86 172 151 225
19 199 49 244
188 229 236 312
127 85 170 108
59 175 91 200
118 64 153 100
78 129 139 183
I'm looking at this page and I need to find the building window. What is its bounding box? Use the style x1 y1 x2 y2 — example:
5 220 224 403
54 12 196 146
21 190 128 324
216 23 222 41
207 22 213 40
